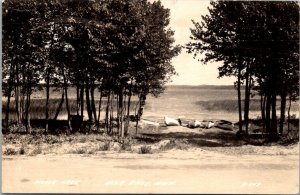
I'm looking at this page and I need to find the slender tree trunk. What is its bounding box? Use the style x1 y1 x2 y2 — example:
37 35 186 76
90 82 97 122
4 80 13 132
244 64 250 135
279 91 287 135
76 84 80 115
265 93 271 133
15 86 21 123
45 70 50 133
20 90 25 123
109 92 114 134
97 91 103 123
25 88 31 133
105 90 111 133
80 83 84 118
287 95 292 132
261 94 266 131
118 88 124 139
237 68 243 132
62 67 72 131
97 91 103 128
135 95 142 135
125 82 132 135
271 93 277 135
125 95 132 135
53 89 65 120
116 93 119 135
85 81 93 121
15 63 20 124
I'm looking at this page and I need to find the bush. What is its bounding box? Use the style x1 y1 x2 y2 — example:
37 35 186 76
140 145 152 154
19 146 26 155
30 146 42 156
3 147 18 155
99 141 111 151
69 147 89 154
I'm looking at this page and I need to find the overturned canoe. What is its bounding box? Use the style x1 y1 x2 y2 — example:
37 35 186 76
164 116 180 126
215 120 234 131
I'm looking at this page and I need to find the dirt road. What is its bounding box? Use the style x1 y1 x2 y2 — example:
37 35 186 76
3 146 299 194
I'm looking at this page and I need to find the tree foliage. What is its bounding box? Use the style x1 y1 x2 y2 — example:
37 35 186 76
2 0 181 137
187 1 299 137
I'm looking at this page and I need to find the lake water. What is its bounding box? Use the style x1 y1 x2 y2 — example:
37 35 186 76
29 85 297 122
143 85 243 123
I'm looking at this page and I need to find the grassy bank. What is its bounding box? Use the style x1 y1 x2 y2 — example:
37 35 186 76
2 99 139 120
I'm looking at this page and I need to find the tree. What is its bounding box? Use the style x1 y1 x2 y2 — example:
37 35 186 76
187 1 299 138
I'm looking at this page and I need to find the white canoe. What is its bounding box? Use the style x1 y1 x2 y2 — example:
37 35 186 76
164 116 180 126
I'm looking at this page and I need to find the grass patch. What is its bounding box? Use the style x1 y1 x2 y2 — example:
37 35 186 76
3 147 18 155
2 95 138 121
139 145 152 154
159 139 189 151
69 146 95 154
29 145 42 156
99 141 111 151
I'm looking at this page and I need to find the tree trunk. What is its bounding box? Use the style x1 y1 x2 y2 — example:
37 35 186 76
109 92 114 134
4 80 13 132
80 83 84 118
125 84 132 136
15 86 19 123
279 91 286 135
118 88 124 139
271 93 277 135
261 94 266 131
15 63 20 124
287 95 292 132
45 70 50 133
90 82 97 122
25 89 31 133
97 91 103 123
97 91 103 128
265 93 271 133
76 85 80 115
135 96 141 135
237 68 243 132
53 89 65 120
85 81 93 121
244 64 250 135
105 90 111 133
62 67 72 131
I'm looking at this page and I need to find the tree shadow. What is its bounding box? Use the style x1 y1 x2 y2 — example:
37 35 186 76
135 130 244 147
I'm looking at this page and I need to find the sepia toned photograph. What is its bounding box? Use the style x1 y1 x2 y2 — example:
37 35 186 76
2 0 299 194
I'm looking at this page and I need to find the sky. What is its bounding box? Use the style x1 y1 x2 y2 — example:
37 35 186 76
157 0 236 85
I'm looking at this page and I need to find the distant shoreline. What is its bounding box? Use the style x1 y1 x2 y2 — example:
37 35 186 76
165 84 238 90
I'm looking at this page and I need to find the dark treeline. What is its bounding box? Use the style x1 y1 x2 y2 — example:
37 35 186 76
187 1 299 139
2 0 181 138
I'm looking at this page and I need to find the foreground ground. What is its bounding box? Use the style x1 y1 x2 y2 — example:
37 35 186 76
2 126 299 194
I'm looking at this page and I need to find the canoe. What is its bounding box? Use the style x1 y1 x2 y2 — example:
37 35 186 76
164 116 180 126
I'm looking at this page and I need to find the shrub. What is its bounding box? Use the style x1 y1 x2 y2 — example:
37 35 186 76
99 141 111 151
140 145 152 154
3 147 18 155
19 146 26 155
69 147 89 154
30 146 42 156
120 142 132 151
78 136 87 143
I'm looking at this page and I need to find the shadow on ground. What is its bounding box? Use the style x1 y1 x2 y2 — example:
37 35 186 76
135 129 245 147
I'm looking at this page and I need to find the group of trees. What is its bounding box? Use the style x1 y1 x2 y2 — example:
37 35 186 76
2 0 181 138
187 1 299 138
